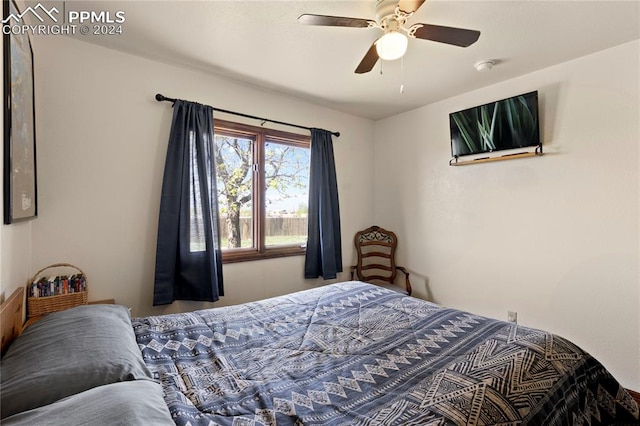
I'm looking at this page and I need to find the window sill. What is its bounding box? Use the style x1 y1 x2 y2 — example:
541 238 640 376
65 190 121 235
222 246 306 264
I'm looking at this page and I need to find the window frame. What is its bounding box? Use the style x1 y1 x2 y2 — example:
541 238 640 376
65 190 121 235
214 119 310 263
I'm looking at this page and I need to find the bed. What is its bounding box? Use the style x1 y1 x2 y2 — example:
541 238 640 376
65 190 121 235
1 281 639 425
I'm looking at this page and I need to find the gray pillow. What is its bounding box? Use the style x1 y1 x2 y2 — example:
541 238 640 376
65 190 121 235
1 304 152 419
1 380 174 425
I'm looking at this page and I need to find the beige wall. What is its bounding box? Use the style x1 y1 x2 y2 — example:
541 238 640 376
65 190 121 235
373 41 640 389
29 35 375 317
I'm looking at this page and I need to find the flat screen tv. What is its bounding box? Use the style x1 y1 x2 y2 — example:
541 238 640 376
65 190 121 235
449 91 540 158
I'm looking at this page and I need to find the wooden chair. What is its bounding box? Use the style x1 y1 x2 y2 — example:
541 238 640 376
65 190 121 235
350 225 411 295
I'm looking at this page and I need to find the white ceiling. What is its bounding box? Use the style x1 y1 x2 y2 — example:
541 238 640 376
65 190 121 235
59 0 639 120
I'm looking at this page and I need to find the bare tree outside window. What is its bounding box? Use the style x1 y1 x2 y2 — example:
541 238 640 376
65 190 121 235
212 120 310 262
214 134 254 249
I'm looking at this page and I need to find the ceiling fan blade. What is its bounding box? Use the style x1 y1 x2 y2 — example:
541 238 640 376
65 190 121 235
397 0 426 14
298 14 374 28
355 43 379 74
410 24 480 47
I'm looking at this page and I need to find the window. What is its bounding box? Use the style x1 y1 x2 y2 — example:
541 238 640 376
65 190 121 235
213 120 310 262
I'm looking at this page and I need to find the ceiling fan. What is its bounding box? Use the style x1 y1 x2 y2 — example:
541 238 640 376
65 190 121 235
299 0 481 74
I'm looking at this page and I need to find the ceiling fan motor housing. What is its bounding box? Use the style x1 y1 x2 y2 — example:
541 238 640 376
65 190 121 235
375 0 399 22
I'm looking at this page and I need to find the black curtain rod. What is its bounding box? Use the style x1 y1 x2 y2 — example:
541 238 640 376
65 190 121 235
155 94 340 137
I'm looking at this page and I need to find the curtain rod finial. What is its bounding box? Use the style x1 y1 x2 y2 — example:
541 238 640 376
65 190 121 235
156 94 177 104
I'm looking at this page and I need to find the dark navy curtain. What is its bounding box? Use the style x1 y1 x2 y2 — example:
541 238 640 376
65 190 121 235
153 100 224 305
304 129 342 279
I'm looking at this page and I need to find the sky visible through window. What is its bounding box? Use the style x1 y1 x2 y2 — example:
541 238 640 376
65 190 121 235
264 142 310 215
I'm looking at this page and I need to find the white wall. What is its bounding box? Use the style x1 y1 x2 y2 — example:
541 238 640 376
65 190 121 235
374 40 640 389
29 35 375 317
1 223 32 300
0 0 33 303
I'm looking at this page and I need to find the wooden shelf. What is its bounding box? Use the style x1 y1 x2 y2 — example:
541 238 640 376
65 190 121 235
450 150 542 166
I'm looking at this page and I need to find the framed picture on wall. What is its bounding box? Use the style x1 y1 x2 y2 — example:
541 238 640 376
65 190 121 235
3 0 37 224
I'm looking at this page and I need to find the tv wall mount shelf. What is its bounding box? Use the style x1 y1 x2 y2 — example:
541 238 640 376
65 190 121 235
449 144 543 166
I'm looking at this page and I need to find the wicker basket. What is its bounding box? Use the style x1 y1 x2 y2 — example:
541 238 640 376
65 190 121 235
27 263 88 318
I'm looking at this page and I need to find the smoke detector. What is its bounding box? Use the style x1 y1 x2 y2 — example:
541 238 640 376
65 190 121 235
474 60 495 72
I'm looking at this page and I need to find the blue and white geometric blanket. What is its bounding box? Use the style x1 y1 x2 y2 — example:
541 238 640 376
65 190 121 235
132 281 639 425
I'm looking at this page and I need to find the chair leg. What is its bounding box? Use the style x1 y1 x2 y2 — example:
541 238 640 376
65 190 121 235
396 267 412 296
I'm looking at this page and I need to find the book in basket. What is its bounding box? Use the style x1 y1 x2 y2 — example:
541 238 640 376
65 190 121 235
27 263 88 317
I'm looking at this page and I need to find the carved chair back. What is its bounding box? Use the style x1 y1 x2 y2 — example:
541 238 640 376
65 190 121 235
353 225 399 285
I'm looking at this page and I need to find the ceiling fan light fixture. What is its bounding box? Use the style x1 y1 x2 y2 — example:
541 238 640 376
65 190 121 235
375 31 408 61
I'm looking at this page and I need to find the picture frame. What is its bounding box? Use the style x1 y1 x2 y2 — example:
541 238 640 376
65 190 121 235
3 0 37 224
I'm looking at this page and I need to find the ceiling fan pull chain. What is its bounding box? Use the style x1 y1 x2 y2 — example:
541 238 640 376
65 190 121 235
400 56 405 94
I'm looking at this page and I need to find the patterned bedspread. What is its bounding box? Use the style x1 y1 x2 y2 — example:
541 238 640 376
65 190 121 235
132 281 639 425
